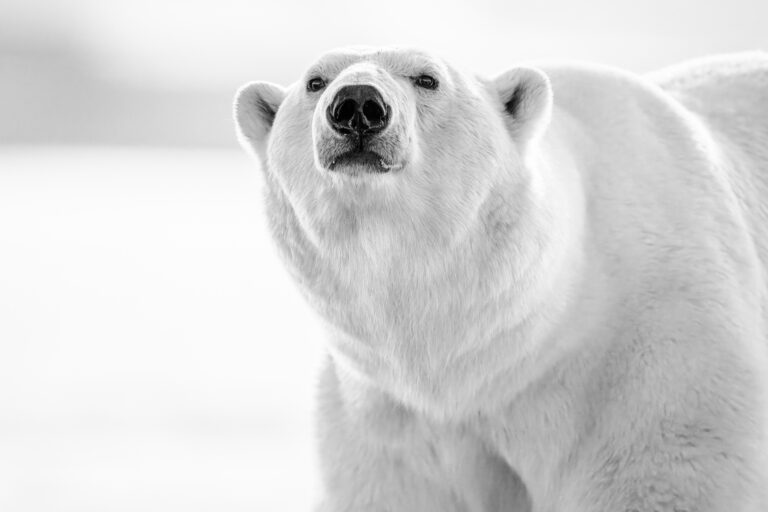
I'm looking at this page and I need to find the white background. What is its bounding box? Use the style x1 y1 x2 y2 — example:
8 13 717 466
1 0 766 510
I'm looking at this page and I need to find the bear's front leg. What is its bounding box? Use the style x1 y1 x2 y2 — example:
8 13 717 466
313 357 530 512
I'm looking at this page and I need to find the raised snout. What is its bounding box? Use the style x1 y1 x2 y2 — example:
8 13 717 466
326 84 391 138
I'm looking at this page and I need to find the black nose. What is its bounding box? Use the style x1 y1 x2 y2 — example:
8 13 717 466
327 84 390 137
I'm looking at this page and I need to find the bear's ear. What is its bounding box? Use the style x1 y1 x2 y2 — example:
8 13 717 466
491 67 553 152
234 81 287 154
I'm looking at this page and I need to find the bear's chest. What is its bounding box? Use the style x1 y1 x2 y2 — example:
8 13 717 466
311 253 526 413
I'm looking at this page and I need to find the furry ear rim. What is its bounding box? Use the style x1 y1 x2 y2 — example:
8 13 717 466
492 67 553 152
234 81 287 154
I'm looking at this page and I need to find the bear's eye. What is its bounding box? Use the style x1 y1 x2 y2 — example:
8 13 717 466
412 74 439 90
306 77 326 92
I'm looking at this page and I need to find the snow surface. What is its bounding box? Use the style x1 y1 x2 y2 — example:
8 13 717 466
0 147 322 511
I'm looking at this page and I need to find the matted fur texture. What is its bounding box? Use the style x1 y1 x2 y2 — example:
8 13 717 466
235 47 768 512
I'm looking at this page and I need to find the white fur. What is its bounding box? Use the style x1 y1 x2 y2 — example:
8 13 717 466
235 47 768 511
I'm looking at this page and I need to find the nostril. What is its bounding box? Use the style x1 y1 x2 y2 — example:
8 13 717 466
335 99 358 123
362 100 385 125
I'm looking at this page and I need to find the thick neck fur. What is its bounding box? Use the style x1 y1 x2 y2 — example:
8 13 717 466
262 119 591 420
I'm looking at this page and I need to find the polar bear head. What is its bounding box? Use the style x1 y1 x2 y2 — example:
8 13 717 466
235 47 553 253
234 47 563 414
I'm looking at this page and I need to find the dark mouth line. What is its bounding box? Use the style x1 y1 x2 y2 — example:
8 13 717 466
329 150 391 173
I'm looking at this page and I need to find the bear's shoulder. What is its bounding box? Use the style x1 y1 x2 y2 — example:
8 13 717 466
535 61 678 124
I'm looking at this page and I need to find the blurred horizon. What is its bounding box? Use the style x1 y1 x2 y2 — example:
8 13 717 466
2 0 766 147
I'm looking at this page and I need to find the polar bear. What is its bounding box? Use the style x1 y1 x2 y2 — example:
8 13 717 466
234 47 768 511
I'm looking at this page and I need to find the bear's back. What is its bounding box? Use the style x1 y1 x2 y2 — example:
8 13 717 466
652 53 768 294
650 52 768 105
540 57 768 322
